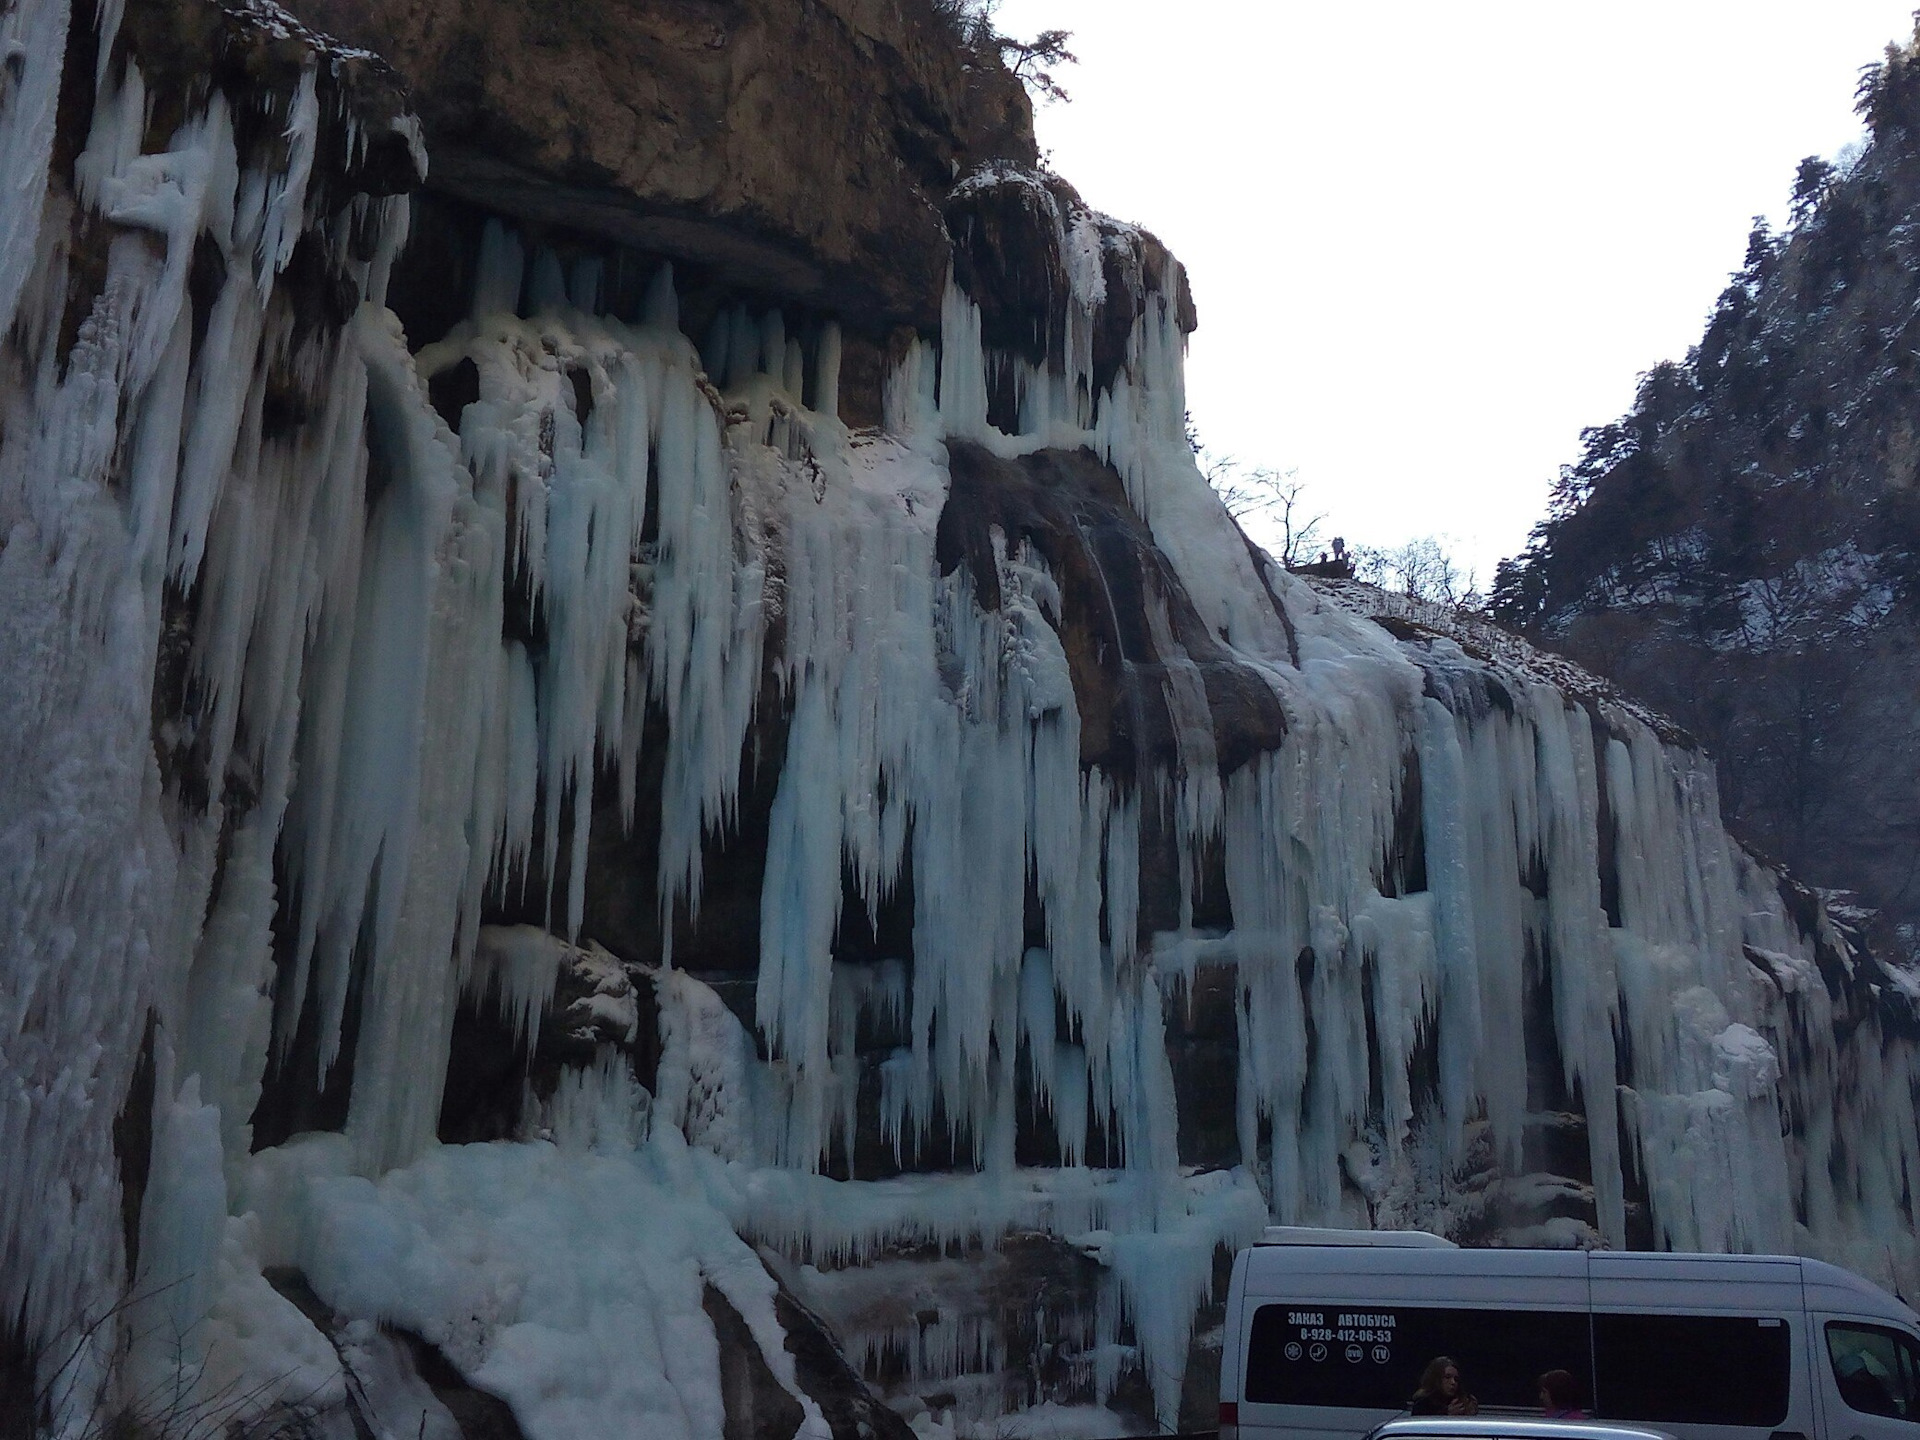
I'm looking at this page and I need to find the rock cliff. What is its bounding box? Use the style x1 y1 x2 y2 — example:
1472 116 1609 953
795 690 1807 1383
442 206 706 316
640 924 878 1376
285 0 1036 336
3 3 1917 1439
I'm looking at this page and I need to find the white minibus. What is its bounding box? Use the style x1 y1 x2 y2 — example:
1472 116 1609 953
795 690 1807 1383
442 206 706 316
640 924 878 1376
1220 1228 1920 1440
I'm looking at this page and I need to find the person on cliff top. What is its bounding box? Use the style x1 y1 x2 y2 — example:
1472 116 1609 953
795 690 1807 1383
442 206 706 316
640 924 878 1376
1410 1357 1479 1416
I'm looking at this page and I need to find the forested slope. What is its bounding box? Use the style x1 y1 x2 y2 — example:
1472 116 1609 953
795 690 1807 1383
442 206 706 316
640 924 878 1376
1493 30 1920 963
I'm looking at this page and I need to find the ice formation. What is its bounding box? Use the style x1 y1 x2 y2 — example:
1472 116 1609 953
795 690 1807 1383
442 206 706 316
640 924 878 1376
3 5 1919 1438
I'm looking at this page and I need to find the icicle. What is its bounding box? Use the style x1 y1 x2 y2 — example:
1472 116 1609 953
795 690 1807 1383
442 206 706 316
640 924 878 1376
568 255 604 314
254 67 318 285
0 0 71 338
644 262 678 330
538 1047 651 1153
813 320 842 420
472 217 525 316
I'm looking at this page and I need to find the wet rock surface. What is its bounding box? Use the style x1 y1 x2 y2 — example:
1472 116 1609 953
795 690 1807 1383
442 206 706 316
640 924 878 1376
706 1283 808 1440
266 1269 530 1440
945 166 1196 394
939 442 1286 780
775 1286 922 1440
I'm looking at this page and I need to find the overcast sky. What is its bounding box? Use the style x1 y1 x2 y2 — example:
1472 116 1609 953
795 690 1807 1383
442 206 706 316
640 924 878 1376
990 0 1918 583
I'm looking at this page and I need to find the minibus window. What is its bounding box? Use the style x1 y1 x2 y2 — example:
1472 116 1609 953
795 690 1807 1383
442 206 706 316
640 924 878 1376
1826 1322 1920 1421
1244 1304 1589 1410
1592 1313 1790 1426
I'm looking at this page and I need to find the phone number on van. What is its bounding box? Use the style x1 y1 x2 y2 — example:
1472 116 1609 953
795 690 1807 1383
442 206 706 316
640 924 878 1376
1286 1312 1397 1345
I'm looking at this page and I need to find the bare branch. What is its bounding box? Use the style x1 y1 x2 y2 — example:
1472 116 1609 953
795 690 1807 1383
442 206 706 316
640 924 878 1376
1353 536 1479 607
1208 464 1327 568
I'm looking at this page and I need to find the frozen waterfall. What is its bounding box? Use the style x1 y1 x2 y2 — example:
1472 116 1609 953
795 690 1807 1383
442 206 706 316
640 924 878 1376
2 6 1917 1438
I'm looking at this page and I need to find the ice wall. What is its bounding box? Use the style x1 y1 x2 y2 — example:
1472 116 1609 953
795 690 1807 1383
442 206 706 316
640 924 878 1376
0 2 422 1428
3 7 1918 1438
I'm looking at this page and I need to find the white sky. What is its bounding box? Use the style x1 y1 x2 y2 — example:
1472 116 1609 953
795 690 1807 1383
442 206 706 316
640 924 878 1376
990 0 1917 582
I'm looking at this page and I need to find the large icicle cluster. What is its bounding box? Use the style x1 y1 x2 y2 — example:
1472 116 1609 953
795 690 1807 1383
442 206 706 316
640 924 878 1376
0 0 422 1426
4 8 1919 1438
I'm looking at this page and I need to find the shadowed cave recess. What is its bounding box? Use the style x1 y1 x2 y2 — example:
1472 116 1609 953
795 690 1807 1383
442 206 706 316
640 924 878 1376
3 1 1918 1437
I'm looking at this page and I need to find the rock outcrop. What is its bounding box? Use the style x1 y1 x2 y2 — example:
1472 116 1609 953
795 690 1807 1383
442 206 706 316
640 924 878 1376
283 0 1036 336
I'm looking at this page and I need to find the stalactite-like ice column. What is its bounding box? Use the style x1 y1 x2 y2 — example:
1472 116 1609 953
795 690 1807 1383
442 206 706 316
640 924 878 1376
0 3 428 1428
3 9 1917 1439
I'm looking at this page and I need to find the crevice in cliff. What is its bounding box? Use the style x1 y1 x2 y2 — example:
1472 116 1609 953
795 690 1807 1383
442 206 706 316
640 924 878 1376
251 906 370 1151
112 1016 158 1283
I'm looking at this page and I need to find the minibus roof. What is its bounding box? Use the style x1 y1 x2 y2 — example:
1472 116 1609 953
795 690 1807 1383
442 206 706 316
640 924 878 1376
1801 1255 1920 1325
1241 1239 1920 1327
1256 1226 1457 1248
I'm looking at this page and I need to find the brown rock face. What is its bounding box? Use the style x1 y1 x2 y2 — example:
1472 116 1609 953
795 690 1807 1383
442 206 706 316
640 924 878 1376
945 166 1198 394
280 0 1037 334
937 442 1286 782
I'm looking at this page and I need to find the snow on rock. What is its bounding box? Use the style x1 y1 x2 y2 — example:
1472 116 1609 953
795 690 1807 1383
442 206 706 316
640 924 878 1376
3 14 1918 1440
238 1133 834 1440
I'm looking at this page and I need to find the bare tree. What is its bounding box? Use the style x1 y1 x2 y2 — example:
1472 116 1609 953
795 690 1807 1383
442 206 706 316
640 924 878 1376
1353 537 1479 607
1209 462 1326 567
